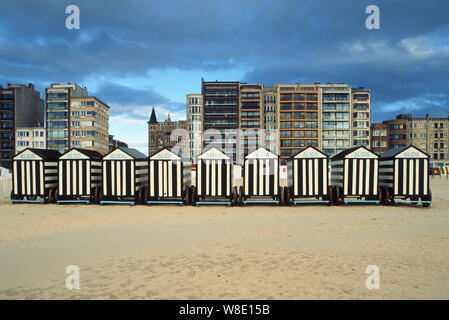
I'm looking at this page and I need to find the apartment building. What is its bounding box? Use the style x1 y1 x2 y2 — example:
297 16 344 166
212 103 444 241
387 114 408 149
186 94 203 162
148 108 187 156
240 84 263 159
188 80 371 163
319 84 352 157
407 114 449 164
15 126 46 153
46 83 88 153
0 83 44 169
70 97 110 155
278 84 319 162
202 80 239 163
262 86 278 154
352 87 371 147
370 122 389 154
371 113 449 164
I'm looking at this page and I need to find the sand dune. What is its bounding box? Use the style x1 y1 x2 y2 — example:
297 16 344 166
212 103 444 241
0 178 448 299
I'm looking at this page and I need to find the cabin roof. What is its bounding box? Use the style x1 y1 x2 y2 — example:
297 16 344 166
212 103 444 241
380 145 430 159
60 148 103 160
118 147 147 159
13 148 61 161
289 146 328 159
150 147 181 160
245 147 278 159
331 146 378 160
197 147 230 160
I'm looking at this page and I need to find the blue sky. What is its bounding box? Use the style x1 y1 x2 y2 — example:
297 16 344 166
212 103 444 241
1 0 449 153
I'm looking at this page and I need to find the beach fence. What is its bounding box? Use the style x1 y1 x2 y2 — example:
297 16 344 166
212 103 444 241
330 146 380 205
146 147 191 205
286 146 332 205
192 147 235 206
240 147 280 205
11 148 60 203
101 147 148 205
379 145 431 207
57 148 103 204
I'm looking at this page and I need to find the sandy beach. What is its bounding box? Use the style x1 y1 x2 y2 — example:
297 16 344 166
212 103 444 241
0 178 448 299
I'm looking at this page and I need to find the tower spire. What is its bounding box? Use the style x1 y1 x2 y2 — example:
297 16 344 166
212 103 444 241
149 107 157 124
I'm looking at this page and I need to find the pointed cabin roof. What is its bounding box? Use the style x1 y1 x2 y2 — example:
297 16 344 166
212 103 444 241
150 147 181 160
59 148 103 160
13 148 61 161
290 146 328 159
331 146 378 161
197 147 230 160
103 147 147 160
245 147 278 160
380 145 429 160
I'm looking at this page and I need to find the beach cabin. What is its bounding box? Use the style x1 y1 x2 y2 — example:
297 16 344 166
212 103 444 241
101 147 148 205
286 146 332 205
379 145 431 207
11 148 60 203
192 147 235 206
330 146 380 205
240 147 280 205
56 148 103 204
146 147 191 205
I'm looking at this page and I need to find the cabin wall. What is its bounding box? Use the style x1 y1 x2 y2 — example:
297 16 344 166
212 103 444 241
243 158 278 196
58 159 101 196
148 160 183 198
13 160 57 196
292 158 328 197
103 160 138 197
197 159 231 197
380 158 428 196
343 158 378 196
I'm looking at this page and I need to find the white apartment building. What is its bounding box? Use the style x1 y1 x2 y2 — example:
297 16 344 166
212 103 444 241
319 84 352 157
15 127 46 153
186 94 203 162
351 87 371 148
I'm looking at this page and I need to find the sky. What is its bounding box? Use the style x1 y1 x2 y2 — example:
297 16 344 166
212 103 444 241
1 0 449 153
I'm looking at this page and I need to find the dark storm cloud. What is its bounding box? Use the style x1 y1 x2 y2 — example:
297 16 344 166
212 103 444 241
0 0 449 122
91 82 185 120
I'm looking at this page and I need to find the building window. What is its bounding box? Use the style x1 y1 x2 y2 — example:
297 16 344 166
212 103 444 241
1 103 13 110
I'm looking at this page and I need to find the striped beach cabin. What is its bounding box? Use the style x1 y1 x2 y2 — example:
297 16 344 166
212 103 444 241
241 147 280 205
379 145 431 207
101 147 148 205
147 148 191 205
57 148 103 204
193 147 234 206
330 146 380 204
286 146 331 205
11 148 60 203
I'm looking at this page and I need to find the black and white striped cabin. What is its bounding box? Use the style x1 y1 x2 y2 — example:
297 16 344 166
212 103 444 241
379 145 430 198
287 146 329 199
195 147 232 200
57 148 103 203
102 147 148 204
243 147 279 200
330 146 379 199
11 148 60 202
148 148 191 203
